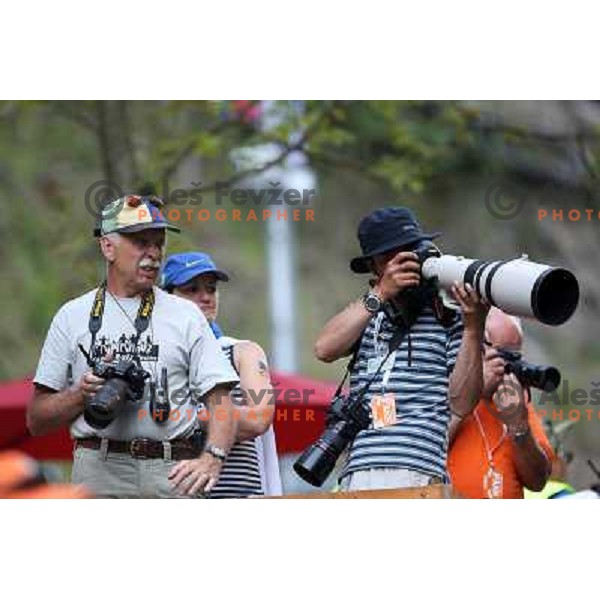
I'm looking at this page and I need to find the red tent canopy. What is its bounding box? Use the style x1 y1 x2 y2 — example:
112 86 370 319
0 373 338 459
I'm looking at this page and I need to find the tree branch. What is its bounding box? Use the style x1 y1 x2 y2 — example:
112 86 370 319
159 114 249 183
165 103 335 198
95 101 113 183
119 101 140 185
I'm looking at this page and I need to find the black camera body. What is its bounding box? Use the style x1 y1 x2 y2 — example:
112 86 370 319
83 358 150 429
412 238 442 266
496 348 561 392
293 392 372 487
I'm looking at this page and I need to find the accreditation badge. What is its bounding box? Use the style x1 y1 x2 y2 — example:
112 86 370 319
483 466 504 499
371 393 397 429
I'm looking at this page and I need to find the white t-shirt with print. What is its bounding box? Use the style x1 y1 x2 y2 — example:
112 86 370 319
33 286 239 441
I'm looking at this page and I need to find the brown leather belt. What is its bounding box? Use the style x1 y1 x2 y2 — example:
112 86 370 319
75 437 199 460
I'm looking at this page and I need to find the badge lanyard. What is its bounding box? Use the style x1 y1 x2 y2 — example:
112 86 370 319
372 312 387 358
368 315 407 429
474 408 507 499
371 312 398 395
380 351 397 394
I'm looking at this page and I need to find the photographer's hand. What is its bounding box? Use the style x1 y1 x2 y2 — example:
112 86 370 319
451 282 490 333
492 373 528 427
80 349 112 398
482 347 506 399
373 251 421 301
492 374 551 491
168 453 222 496
315 251 420 364
81 371 105 398
448 283 488 419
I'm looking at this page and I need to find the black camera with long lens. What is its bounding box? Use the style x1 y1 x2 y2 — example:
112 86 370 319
496 348 561 392
79 344 150 429
293 392 372 487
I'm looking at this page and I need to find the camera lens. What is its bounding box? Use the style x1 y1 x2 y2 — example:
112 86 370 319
84 379 129 429
293 420 357 487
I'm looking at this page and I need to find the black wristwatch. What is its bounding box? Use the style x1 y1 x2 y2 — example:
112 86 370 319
362 290 383 314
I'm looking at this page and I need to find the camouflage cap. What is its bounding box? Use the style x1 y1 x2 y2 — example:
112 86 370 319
93 195 180 237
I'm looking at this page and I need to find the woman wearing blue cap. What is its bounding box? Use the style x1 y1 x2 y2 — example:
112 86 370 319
161 252 281 497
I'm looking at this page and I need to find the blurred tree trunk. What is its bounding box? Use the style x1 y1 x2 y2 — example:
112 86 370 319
95 100 139 189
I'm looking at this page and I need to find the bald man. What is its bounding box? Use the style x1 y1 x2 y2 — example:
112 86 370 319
447 308 553 499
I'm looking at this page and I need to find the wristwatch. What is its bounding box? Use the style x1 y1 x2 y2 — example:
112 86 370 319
509 423 531 445
362 290 383 314
204 444 227 461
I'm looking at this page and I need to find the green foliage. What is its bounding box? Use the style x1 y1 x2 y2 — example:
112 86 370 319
1 100 597 402
303 101 481 193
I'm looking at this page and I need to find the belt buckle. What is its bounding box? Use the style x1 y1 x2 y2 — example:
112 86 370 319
130 438 149 459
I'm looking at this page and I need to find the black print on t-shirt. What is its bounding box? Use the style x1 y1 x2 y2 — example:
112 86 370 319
92 334 159 362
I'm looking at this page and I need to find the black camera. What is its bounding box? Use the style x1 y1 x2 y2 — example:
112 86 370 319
382 239 456 329
412 238 442 266
293 392 371 487
79 344 150 429
496 348 561 392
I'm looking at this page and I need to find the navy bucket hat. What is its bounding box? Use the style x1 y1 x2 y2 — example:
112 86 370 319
350 207 440 273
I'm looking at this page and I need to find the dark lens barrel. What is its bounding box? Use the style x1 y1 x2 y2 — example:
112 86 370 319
528 365 561 392
84 379 129 429
512 361 561 392
531 268 579 326
293 441 339 488
540 367 561 392
293 422 353 487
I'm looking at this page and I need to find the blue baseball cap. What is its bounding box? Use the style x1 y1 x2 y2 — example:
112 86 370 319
161 252 230 289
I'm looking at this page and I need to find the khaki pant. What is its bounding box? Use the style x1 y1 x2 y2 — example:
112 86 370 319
339 468 440 492
71 445 200 499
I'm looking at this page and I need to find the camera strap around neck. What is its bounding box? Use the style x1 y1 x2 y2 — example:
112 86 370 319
334 321 408 401
88 281 155 358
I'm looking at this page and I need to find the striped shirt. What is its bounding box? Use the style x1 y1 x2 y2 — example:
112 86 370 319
209 339 263 499
341 305 464 482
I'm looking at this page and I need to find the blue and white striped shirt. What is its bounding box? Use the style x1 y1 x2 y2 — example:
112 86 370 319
209 339 263 499
341 306 463 482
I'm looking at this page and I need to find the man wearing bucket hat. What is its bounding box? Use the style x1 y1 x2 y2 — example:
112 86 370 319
28 195 240 498
162 252 282 498
314 207 489 491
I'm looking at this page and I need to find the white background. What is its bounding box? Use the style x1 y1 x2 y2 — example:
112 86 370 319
2 2 597 598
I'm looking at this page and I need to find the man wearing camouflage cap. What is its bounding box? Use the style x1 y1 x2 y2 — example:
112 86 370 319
28 195 240 498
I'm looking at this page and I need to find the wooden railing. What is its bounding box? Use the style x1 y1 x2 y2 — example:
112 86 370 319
270 484 459 499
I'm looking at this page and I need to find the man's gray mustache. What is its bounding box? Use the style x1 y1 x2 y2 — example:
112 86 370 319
139 260 161 269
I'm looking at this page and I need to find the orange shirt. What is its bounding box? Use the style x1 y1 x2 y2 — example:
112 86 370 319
448 399 554 499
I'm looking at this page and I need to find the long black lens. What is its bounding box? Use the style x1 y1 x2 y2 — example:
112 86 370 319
293 421 354 487
512 361 561 392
